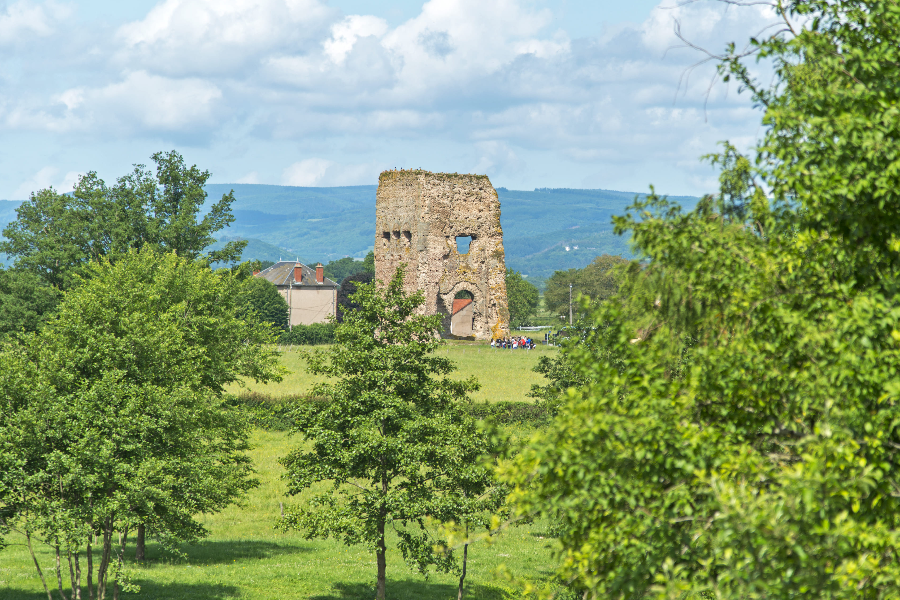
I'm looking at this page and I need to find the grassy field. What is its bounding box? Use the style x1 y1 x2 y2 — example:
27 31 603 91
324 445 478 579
229 340 556 404
0 342 560 600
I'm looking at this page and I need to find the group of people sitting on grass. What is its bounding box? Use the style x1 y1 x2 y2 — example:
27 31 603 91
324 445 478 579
491 336 536 350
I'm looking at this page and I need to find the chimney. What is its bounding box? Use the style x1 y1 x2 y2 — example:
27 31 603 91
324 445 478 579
316 263 324 284
294 264 303 284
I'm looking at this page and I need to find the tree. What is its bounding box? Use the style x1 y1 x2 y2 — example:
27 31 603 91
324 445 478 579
361 250 375 276
0 150 245 293
504 268 539 329
0 269 60 336
503 2 900 598
238 276 289 331
0 248 282 600
335 271 373 323
279 267 503 600
543 254 628 320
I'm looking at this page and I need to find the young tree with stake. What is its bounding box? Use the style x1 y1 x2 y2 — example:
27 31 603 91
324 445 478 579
280 266 504 600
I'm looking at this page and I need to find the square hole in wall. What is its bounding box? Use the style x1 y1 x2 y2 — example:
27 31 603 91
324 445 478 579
455 236 473 254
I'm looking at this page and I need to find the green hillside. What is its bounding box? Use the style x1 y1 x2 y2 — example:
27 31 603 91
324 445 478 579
1 186 700 278
206 184 699 278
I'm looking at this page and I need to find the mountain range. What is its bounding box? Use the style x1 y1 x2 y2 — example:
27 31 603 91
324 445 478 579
2 185 700 279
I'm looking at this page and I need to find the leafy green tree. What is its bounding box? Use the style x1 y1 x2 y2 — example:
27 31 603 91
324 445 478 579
280 267 503 600
335 271 374 323
504 268 539 329
321 257 360 283
361 250 375 276
543 254 628 320
238 276 289 331
0 248 282 600
503 2 900 598
0 151 245 293
0 269 60 336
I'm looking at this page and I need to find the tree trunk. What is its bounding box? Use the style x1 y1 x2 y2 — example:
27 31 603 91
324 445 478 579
135 525 145 561
457 520 469 600
73 552 82 600
113 528 128 600
376 516 387 600
26 531 53 600
456 543 468 600
97 518 113 600
55 542 69 600
86 535 93 600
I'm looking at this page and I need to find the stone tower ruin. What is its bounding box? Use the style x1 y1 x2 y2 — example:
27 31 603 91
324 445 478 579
374 169 510 340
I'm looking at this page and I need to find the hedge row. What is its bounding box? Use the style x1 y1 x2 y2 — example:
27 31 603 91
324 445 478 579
224 392 554 430
278 323 335 346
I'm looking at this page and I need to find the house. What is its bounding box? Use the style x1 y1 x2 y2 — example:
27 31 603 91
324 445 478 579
450 298 474 337
254 261 340 328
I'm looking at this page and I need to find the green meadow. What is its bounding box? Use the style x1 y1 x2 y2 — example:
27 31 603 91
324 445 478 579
0 342 559 600
231 339 556 404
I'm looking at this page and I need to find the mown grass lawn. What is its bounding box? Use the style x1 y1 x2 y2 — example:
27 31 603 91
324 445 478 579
0 342 559 600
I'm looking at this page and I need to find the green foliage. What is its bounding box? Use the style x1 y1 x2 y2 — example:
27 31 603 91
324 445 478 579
503 3 900 598
362 250 375 275
0 269 60 337
226 391 555 432
239 276 289 331
504 269 539 329
279 267 504 600
336 271 374 323
320 256 360 283
543 254 629 320
0 248 282 599
0 150 245 293
279 322 336 345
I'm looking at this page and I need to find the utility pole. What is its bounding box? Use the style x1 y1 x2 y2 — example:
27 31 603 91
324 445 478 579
569 283 573 325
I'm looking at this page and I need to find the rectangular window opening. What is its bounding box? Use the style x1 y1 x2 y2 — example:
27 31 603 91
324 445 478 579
455 235 473 254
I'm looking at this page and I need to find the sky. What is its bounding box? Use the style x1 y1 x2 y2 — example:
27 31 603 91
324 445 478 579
0 0 783 200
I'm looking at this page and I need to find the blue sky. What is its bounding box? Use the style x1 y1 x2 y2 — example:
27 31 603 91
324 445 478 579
0 0 780 199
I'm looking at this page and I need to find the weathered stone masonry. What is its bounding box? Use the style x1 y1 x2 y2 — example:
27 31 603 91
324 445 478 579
375 169 510 340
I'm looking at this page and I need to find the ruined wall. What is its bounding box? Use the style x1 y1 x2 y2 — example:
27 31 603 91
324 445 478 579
375 169 510 340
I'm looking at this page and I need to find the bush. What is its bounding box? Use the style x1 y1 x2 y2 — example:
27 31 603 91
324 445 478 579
279 322 335 345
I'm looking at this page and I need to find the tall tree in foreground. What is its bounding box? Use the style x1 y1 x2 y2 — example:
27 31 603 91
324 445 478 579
0 150 244 312
503 1 900 598
0 248 282 600
280 267 503 600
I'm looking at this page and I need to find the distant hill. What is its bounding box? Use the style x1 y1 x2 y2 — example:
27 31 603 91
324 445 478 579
204 184 699 278
1 186 700 278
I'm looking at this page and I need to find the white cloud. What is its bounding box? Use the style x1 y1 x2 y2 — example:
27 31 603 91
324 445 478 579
116 0 336 76
281 157 386 186
323 15 389 63
0 1 68 45
0 0 791 197
7 71 223 134
236 171 259 184
282 158 333 186
12 166 79 199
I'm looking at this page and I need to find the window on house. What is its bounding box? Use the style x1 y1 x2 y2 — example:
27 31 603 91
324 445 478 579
455 236 473 254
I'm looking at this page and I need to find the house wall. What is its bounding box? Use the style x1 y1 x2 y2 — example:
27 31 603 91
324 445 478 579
450 302 474 337
278 287 337 327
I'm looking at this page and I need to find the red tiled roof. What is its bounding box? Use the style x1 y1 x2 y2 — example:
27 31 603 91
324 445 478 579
452 298 473 315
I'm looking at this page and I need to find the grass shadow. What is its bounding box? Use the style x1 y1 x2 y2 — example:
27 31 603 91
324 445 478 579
135 539 312 567
310 579 515 600
0 581 240 600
